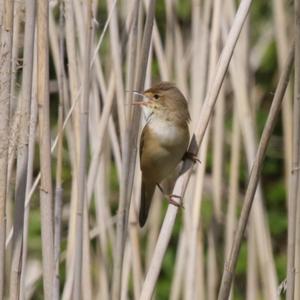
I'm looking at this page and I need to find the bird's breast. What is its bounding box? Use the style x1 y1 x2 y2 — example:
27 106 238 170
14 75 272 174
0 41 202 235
140 116 189 183
147 117 187 147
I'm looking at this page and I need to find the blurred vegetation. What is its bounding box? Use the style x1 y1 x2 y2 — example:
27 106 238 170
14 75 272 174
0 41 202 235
26 1 290 299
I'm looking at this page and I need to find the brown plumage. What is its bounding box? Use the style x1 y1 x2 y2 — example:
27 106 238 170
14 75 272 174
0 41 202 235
137 82 190 227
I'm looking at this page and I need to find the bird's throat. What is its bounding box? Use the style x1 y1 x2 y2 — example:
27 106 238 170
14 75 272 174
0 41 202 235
147 116 185 146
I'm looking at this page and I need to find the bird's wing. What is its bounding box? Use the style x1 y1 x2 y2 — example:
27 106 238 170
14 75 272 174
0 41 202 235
139 125 146 164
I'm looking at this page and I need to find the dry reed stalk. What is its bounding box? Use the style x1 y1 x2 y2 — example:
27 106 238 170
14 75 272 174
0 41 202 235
286 2 300 298
183 2 211 298
217 43 294 300
125 160 143 299
9 57 82 300
6 120 17 244
0 0 2 32
49 7 62 78
64 0 80 158
72 0 85 56
135 2 144 83
272 0 293 190
108 118 123 183
139 1 253 299
20 45 38 300
207 228 218 300
121 9 143 286
70 18 97 285
226 6 260 297
17 90 81 300
59 3 119 295
170 233 186 300
10 1 22 116
224 2 278 293
249 25 273 72
192 13 221 286
144 40 153 88
212 91 225 212
128 206 143 299
53 3 65 299
0 0 14 297
190 0 211 117
146 3 169 80
83 22 97 298
120 242 131 300
185 131 210 300
206 0 224 293
86 82 106 299
37 0 54 298
112 1 156 299
229 53 278 299
63 0 81 296
211 0 224 223
86 1 127 193
88 10 101 300
295 3 300 287
62 185 77 300
9 78 80 218
106 0 126 144
9 1 35 298
12 6 118 296
86 74 116 202
91 1 118 68
196 228 206 300
88 83 100 144
82 208 92 300
164 0 174 75
190 0 202 107
53 98 63 300
73 1 92 298
234 11 260 299
6 99 30 237
174 23 189 95
152 24 169 80
125 0 140 120
224 107 240 298
88 1 131 192
94 155 110 300
246 224 258 300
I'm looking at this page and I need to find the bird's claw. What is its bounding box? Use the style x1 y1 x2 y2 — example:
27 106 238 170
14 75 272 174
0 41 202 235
168 194 184 209
156 184 184 208
184 151 201 164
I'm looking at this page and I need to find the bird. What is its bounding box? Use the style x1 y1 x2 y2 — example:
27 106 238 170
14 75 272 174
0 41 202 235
134 82 191 227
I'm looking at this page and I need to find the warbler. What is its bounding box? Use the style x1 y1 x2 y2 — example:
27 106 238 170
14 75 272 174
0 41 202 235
134 82 191 227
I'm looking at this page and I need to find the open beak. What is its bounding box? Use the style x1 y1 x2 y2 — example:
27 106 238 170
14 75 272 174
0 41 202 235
131 91 151 106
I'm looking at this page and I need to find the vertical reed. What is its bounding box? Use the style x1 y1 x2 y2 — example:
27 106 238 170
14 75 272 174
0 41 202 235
37 0 54 298
0 0 14 297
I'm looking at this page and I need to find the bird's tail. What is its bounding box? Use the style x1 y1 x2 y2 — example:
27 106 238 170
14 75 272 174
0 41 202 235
139 181 155 227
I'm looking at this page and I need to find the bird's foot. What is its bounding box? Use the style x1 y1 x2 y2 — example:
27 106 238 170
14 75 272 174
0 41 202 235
183 151 201 164
156 184 184 208
167 194 184 209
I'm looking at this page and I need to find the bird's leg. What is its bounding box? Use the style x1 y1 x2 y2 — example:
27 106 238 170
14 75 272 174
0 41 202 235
183 151 201 164
156 184 184 208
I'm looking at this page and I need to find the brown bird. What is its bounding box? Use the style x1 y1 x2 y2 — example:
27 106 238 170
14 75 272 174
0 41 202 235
134 82 191 227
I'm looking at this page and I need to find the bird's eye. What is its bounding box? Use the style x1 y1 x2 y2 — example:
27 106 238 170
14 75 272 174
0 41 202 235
153 94 159 100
